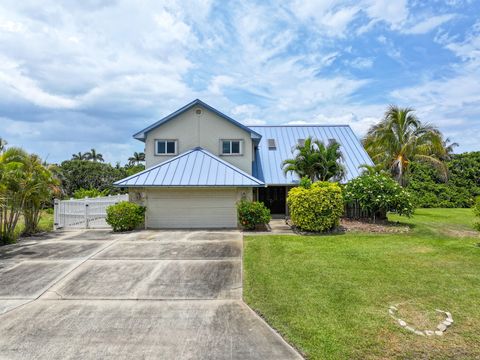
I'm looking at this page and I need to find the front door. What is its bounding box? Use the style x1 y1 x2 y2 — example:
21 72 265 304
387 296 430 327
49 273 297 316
258 186 286 214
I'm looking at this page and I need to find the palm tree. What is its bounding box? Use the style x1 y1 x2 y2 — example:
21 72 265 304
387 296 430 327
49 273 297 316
72 152 88 161
282 137 345 182
363 105 448 186
128 152 145 165
85 149 104 162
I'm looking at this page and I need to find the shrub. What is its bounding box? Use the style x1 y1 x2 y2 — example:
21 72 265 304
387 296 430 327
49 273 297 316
106 201 145 232
73 188 109 199
299 176 312 189
474 197 480 231
343 173 414 221
287 181 344 232
237 200 271 230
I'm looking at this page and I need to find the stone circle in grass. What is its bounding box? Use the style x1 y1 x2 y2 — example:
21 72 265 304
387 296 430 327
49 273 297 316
389 302 453 336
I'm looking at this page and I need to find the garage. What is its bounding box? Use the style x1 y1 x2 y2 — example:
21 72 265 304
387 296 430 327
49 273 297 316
146 188 239 228
114 148 265 229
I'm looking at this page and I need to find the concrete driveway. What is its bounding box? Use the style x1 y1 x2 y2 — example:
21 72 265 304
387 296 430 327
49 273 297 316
0 230 301 359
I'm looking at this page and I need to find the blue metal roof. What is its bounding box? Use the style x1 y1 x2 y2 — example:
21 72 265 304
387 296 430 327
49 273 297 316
133 99 262 142
114 147 265 187
250 125 373 185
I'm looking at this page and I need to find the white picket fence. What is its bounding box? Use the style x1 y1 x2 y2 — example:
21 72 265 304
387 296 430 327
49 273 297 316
53 194 129 230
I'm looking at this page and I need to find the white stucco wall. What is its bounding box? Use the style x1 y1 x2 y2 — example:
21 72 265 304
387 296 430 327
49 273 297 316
144 106 253 174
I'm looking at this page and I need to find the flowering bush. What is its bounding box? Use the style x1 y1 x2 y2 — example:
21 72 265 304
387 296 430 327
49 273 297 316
343 173 414 221
237 200 271 230
287 182 344 232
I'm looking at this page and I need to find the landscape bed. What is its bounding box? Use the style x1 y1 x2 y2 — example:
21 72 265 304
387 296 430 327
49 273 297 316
243 208 480 359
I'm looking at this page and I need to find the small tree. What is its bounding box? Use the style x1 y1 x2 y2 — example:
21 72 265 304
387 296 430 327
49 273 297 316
282 137 345 182
343 173 414 222
23 155 60 235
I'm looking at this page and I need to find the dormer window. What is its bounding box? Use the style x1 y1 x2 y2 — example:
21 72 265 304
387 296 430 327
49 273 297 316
155 139 177 155
268 139 276 150
298 139 305 147
221 140 242 155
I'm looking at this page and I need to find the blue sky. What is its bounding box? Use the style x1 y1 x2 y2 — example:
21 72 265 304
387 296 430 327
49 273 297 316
0 0 479 164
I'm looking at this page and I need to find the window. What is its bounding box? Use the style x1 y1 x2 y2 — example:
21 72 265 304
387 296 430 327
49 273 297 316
268 139 276 150
298 138 305 147
221 140 242 155
155 139 177 155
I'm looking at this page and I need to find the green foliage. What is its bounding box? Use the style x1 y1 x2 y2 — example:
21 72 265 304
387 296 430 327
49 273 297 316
287 182 344 232
344 173 414 221
59 160 127 197
474 197 480 231
363 105 449 185
282 137 345 182
105 201 145 232
299 176 312 189
0 148 59 243
237 200 271 230
73 188 110 199
406 152 480 208
124 164 145 176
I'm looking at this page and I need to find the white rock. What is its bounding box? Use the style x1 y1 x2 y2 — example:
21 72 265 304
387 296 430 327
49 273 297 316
390 306 398 311
405 326 415 333
398 319 407 327
443 320 452 326
437 324 447 332
425 330 434 336
415 330 426 336
435 331 444 336
445 311 452 318
389 309 394 315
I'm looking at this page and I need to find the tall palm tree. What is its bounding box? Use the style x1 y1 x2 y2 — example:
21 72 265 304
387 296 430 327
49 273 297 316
71 152 88 161
128 152 145 165
85 149 104 162
363 105 448 186
282 137 345 182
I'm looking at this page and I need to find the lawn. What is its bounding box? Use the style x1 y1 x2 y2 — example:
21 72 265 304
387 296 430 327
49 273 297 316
243 209 480 359
14 210 54 238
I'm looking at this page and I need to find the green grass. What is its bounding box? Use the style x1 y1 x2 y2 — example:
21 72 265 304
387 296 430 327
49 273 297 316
243 209 480 359
14 210 54 238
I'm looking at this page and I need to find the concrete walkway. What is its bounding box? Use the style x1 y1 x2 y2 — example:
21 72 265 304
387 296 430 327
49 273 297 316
0 230 302 359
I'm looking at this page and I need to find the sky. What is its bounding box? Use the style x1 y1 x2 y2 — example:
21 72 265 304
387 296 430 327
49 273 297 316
0 0 479 164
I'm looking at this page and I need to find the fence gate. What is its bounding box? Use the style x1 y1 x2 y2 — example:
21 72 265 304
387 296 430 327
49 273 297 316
54 194 129 230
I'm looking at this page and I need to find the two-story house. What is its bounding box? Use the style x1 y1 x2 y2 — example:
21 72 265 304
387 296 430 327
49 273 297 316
114 99 373 228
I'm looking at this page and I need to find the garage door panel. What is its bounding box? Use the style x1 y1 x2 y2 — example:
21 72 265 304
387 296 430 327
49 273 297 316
147 189 238 228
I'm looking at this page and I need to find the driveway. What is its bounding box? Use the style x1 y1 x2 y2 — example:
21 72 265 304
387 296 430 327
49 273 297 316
0 230 301 359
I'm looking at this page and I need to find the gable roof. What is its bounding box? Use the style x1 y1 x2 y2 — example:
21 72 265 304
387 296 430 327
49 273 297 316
114 147 265 187
133 99 262 142
250 125 374 185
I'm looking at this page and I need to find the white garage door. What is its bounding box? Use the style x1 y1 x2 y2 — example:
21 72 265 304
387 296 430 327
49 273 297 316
146 188 238 228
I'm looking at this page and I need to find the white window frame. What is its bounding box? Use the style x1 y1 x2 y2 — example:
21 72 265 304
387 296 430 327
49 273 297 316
220 139 243 156
155 139 178 156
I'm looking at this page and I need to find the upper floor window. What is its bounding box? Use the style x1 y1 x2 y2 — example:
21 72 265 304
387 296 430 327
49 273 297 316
221 140 242 155
155 139 177 155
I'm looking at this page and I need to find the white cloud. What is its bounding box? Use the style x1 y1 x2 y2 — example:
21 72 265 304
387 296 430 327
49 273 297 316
402 14 456 34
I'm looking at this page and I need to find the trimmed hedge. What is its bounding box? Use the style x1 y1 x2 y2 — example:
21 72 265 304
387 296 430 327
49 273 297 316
343 173 414 221
237 200 271 230
106 201 145 232
287 182 343 232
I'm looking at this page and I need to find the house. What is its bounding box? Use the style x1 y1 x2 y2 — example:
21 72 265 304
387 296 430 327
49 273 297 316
114 99 373 228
